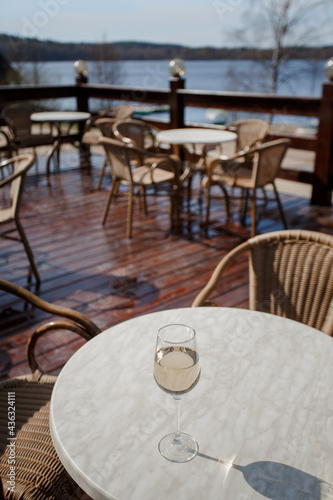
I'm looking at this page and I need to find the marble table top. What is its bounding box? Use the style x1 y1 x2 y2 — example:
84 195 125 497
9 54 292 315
156 128 237 145
30 111 91 123
50 307 333 500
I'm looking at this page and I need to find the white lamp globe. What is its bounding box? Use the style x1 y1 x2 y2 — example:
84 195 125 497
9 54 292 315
169 58 186 78
74 60 88 76
324 57 333 81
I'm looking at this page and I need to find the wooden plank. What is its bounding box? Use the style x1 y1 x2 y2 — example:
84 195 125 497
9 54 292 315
1 160 333 382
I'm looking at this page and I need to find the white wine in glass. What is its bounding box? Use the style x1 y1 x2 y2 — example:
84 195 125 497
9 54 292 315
154 324 200 462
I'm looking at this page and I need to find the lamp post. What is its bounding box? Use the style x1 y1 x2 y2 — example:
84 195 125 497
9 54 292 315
74 60 90 167
169 58 186 129
169 58 186 79
324 57 333 81
74 59 88 84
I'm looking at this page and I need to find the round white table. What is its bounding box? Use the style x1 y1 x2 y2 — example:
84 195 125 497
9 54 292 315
50 308 333 500
31 111 91 125
30 111 91 181
156 128 237 147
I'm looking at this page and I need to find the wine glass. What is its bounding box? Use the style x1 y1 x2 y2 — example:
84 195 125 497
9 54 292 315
153 323 200 462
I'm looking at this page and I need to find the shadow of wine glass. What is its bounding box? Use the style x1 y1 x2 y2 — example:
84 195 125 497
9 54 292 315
197 453 333 499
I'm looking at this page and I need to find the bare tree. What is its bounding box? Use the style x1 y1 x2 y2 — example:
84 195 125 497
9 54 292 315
226 0 330 94
90 39 125 110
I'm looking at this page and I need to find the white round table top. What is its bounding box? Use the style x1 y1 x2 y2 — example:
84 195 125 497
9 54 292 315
156 128 237 145
30 111 91 123
50 307 333 500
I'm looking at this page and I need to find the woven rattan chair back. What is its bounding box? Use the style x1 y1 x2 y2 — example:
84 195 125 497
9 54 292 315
251 138 290 187
2 105 32 137
113 118 159 150
0 278 101 499
192 229 333 335
99 136 179 237
0 154 40 284
102 136 133 183
95 117 118 139
205 139 290 237
2 104 53 153
227 118 270 152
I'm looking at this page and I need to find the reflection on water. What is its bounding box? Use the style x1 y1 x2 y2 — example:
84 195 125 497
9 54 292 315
198 453 333 499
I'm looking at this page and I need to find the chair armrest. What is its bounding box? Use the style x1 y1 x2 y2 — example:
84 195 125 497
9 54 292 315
0 279 101 337
207 146 256 175
146 157 179 183
0 278 101 379
0 155 35 187
127 142 179 161
27 320 98 378
112 123 132 144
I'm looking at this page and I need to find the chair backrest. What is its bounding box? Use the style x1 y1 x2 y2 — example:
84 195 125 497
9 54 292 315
95 117 118 139
99 137 134 183
227 119 270 152
192 229 333 336
2 104 35 137
0 154 34 223
251 138 291 188
113 118 158 150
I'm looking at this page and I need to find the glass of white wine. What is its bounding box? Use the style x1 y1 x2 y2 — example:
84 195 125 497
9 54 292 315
153 323 200 462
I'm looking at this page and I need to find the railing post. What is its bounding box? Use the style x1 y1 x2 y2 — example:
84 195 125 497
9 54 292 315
75 74 90 170
169 77 185 129
312 81 333 205
76 74 89 113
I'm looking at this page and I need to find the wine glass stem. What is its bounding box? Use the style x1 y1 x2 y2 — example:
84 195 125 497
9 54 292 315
174 396 182 442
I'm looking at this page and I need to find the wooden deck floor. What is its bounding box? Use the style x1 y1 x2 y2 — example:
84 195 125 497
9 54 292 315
1 152 333 381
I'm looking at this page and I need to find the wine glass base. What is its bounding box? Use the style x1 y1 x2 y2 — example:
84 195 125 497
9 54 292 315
158 432 198 463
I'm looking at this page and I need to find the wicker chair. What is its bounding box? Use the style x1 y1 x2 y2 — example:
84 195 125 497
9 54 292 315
192 229 333 336
82 104 134 145
225 118 270 153
0 154 40 284
82 105 134 189
186 119 270 210
84 117 119 189
100 137 181 238
203 138 291 237
1 104 54 166
0 278 101 499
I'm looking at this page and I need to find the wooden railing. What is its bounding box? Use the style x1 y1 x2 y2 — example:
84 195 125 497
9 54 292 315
0 77 332 205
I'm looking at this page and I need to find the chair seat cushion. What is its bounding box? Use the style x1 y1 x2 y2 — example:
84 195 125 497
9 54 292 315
132 165 175 185
0 376 84 499
208 161 253 189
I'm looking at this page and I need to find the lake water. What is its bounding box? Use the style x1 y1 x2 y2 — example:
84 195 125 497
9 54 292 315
15 59 327 127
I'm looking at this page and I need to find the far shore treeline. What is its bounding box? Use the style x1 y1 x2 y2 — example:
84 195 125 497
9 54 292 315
0 34 332 62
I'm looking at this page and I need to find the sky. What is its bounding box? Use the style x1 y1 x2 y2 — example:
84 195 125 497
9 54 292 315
1 0 333 48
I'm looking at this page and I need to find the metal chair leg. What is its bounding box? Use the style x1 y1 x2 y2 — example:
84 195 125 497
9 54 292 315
15 219 40 284
97 158 108 190
127 186 134 238
102 178 118 225
273 182 288 229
